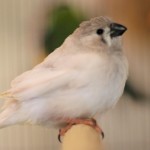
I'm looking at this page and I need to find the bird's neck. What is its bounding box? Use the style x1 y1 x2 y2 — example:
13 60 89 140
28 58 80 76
61 35 84 53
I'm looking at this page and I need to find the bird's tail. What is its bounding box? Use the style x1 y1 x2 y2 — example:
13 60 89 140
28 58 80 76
0 96 21 128
0 91 14 100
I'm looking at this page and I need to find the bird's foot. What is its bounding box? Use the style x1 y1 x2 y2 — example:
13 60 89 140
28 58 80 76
58 118 104 142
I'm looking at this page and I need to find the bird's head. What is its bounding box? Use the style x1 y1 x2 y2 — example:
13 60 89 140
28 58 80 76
73 16 127 51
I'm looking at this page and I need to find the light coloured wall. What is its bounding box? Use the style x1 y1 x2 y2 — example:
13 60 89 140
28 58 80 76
0 0 150 150
101 96 150 150
0 0 60 150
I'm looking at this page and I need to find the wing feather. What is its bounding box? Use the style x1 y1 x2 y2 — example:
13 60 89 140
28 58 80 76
4 68 76 101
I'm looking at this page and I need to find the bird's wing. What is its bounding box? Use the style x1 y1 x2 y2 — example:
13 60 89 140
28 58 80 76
1 67 78 101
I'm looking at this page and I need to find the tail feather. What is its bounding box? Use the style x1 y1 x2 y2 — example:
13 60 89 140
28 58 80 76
0 108 16 128
0 100 23 128
0 91 14 99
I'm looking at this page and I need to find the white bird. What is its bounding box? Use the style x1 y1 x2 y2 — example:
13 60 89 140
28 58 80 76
0 16 128 136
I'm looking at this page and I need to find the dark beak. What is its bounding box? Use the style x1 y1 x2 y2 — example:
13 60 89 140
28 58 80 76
110 23 127 38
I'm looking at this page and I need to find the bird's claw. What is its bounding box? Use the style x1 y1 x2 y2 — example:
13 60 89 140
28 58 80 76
58 130 62 143
101 131 104 139
58 118 104 142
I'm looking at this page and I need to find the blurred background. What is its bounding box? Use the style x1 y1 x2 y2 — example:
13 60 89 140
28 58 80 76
0 0 150 150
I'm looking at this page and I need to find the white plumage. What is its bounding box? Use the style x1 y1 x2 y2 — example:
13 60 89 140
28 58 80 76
0 16 128 129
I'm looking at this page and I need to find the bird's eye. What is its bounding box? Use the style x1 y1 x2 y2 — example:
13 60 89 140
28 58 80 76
96 29 104 35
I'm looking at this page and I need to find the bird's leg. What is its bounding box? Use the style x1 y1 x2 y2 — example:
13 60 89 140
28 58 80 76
58 118 104 142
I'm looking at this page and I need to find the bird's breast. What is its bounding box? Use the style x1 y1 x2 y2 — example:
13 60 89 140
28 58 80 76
78 52 128 115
